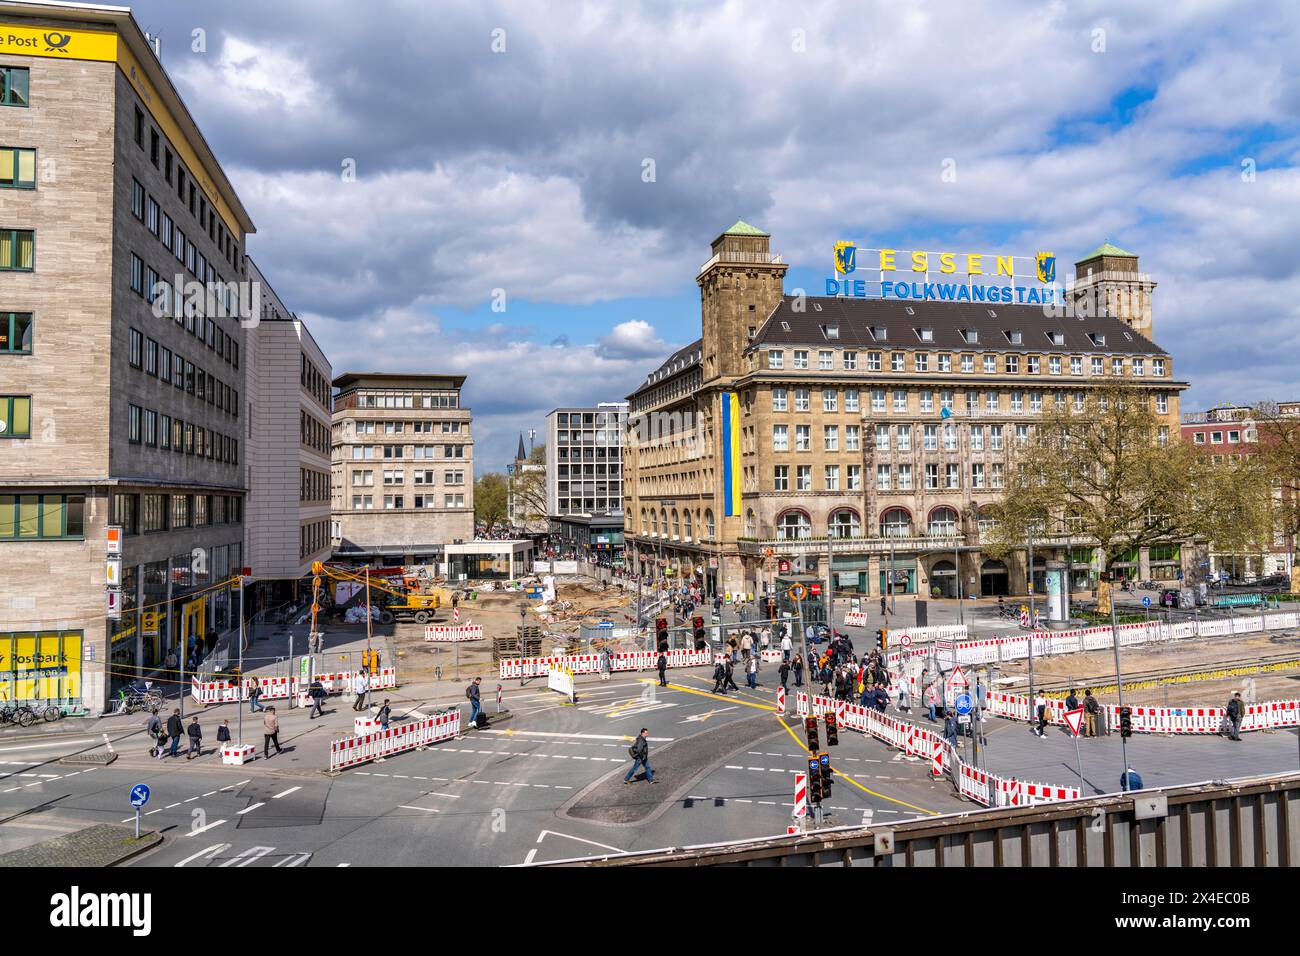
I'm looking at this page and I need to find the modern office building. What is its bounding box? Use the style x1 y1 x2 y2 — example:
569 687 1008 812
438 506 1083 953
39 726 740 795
330 373 474 566
243 258 332 601
0 3 256 711
545 402 627 560
623 222 1187 601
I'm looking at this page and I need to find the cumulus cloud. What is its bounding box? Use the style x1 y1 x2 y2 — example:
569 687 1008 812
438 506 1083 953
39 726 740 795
594 320 669 360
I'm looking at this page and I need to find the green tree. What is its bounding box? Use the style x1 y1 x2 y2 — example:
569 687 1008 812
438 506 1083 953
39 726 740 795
474 472 509 530
509 442 548 528
1247 404 1300 589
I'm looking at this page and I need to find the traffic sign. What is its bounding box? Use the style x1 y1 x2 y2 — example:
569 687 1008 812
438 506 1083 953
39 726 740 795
129 784 150 808
1142 596 1152 608
954 693 973 716
790 583 807 602
900 634 911 647
945 665 969 693
1063 707 1084 737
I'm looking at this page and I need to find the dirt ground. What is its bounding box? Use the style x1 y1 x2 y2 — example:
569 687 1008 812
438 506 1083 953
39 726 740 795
374 578 638 682
989 628 1300 707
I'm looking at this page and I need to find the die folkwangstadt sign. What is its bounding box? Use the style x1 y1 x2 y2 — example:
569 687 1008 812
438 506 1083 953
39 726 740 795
827 243 1064 304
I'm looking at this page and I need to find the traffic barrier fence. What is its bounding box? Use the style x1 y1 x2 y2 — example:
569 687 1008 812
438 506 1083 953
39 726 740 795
424 625 484 642
329 710 460 772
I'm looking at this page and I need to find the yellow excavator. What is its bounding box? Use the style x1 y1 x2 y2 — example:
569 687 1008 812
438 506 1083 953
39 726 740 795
310 562 446 625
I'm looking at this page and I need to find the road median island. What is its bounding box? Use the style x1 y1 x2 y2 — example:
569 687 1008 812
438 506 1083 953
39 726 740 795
0 824 161 868
558 713 777 826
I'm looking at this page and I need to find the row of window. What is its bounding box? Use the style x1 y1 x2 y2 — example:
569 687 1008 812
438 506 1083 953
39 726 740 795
768 506 971 541
349 469 465 486
348 444 467 460
301 468 329 502
112 492 243 536
128 328 240 418
130 251 241 367
301 411 330 455
0 494 84 539
1191 430 1248 445
131 105 240 271
345 391 460 409
349 494 466 510
766 348 1166 378
769 387 1170 416
126 404 240 464
639 508 717 541
350 420 463 435
300 519 329 560
301 354 330 410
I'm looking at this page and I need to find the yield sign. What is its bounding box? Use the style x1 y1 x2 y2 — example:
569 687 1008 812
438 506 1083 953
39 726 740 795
945 665 969 693
1063 706 1085 737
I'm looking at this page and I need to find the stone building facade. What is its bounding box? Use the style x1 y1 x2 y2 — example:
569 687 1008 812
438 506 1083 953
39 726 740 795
623 222 1187 603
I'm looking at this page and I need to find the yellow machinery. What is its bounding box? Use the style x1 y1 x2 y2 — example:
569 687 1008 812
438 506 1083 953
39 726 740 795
310 562 445 625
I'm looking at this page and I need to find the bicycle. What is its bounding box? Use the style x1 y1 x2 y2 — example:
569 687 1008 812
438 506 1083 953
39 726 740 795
0 698 39 727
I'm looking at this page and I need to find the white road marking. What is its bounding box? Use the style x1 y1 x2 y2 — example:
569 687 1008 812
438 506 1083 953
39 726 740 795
398 805 440 813
274 852 312 867
220 845 274 867
272 786 301 799
482 729 673 742
175 843 231 867
523 849 538 865
237 803 265 815
0 737 101 753
185 819 228 837
535 828 624 854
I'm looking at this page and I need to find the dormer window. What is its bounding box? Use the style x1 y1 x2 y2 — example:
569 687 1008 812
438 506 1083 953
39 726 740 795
1048 331 1065 346
780 320 791 332
822 324 840 341
905 306 916 316
962 329 979 344
872 326 887 341
1088 332 1106 347
1005 329 1022 345
917 327 934 342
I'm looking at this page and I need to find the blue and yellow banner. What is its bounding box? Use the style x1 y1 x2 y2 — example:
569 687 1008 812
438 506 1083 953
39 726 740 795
721 392 742 516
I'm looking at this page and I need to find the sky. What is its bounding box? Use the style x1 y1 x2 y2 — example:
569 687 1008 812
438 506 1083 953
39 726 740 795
117 0 1300 472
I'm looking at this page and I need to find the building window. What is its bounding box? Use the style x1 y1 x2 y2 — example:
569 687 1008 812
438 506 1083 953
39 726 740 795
772 424 788 452
1049 356 1062 375
867 352 881 371
793 350 809 369
924 463 939 489
983 354 996 374
773 465 789 491
1004 354 1019 374
1193 432 1205 444
794 388 810 412
1 67 30 107
844 389 859 412
0 395 31 437
823 389 837 412
1153 358 1165 376
829 509 858 537
915 352 929 372
880 508 911 537
1027 356 1040 374
171 494 191 529
892 352 905 372
896 463 912 489
961 354 974 373
971 463 986 489
1112 358 1124 375
847 464 863 491
843 350 857 370
776 510 810 541
0 229 35 270
1132 358 1145 376
796 465 812 491
845 424 861 451
144 409 157 446
771 387 787 412
0 312 33 353
875 424 890 452
768 349 783 369
876 464 891 490
818 349 833 370
127 404 141 443
795 424 810 451
0 493 86 539
823 425 838 451
929 506 959 535
0 147 36 189
1070 356 1083 375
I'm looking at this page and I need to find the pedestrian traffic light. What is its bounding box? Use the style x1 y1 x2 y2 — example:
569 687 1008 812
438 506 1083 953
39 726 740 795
877 628 887 651
1119 706 1133 738
807 756 823 803
692 615 706 650
655 617 669 651
824 711 839 746
804 715 820 751
819 751 833 800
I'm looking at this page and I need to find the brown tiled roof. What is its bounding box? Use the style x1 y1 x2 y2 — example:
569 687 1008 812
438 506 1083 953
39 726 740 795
631 338 703 395
753 296 1166 356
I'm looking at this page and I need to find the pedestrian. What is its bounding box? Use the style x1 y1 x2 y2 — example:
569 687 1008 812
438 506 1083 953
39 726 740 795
186 715 203 759
723 656 739 692
216 719 231 751
874 683 889 713
925 683 939 722
779 658 790 690
1034 692 1048 738
145 709 164 758
793 653 804 688
1065 687 1079 712
1084 689 1099 737
746 653 758 689
465 676 483 729
166 708 184 757
262 707 283 759
897 677 911 714
880 595 887 616
1120 768 1143 791
375 698 392 730
599 647 612 682
623 727 655 784
248 677 264 713
1226 691 1244 741
352 669 369 711
308 678 326 719
780 631 792 663
657 649 668 687
728 637 739 664
943 709 959 747
712 656 727 695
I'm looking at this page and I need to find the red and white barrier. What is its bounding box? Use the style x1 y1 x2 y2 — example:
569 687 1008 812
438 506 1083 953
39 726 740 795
221 744 256 766
498 648 713 679
844 611 869 628
986 690 1300 737
424 625 484 642
329 711 460 772
776 685 786 715
793 772 807 818
191 667 398 705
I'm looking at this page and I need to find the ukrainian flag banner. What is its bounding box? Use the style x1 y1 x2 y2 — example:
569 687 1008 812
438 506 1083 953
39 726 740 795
721 392 742 516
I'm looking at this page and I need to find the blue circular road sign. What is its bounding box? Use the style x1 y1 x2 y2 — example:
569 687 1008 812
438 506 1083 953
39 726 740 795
954 693 973 716
129 784 150 808
1142 596 1152 608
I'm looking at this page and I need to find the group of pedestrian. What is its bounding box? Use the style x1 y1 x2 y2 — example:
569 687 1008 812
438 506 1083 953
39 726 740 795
146 708 231 760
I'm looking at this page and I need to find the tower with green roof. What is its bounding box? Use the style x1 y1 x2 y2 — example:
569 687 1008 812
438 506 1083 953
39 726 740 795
1073 240 1157 340
697 219 787 383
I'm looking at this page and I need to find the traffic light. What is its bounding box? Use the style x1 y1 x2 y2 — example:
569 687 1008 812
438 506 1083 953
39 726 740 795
819 751 833 800
877 628 887 651
1119 706 1133 738
824 711 839 746
804 715 820 751
655 617 669 651
692 616 706 650
807 756 823 803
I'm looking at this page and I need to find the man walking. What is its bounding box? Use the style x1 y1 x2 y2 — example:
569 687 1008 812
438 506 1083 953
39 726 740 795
656 649 668 687
262 707 283 759
166 708 185 758
466 676 483 729
308 678 326 719
780 631 792 663
1034 692 1048 738
352 669 370 711
746 653 758 689
1226 691 1245 741
712 656 728 695
1083 689 1099 737
186 715 204 759
623 727 655 784
723 656 739 693
778 657 790 691
375 698 392 730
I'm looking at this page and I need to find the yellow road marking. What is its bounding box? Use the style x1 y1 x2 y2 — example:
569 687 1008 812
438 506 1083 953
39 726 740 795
775 716 937 816
656 680 775 712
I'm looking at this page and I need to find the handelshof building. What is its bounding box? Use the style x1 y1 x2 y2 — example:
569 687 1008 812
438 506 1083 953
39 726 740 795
1180 401 1300 580
0 3 256 711
623 223 1187 602
330 372 474 566
546 402 628 559
243 258 332 600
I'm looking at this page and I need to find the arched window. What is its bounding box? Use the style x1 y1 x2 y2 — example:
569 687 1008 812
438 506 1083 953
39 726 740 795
671 509 680 539
777 510 810 540
745 508 756 538
651 510 658 536
880 507 912 537
640 508 648 535
928 506 959 536
829 509 860 539
705 509 716 539
683 509 693 542
660 509 667 537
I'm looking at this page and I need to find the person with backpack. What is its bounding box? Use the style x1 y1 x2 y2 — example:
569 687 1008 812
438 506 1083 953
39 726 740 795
216 719 231 751
1083 689 1100 737
308 678 327 719
1034 692 1048 738
465 677 483 729
248 677 265 713
1225 692 1244 741
145 709 165 759
1065 688 1079 712
375 698 392 731
623 727 655 784
186 715 203 759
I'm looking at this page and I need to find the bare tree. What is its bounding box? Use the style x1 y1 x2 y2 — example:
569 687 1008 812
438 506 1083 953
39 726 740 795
1248 403 1300 588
